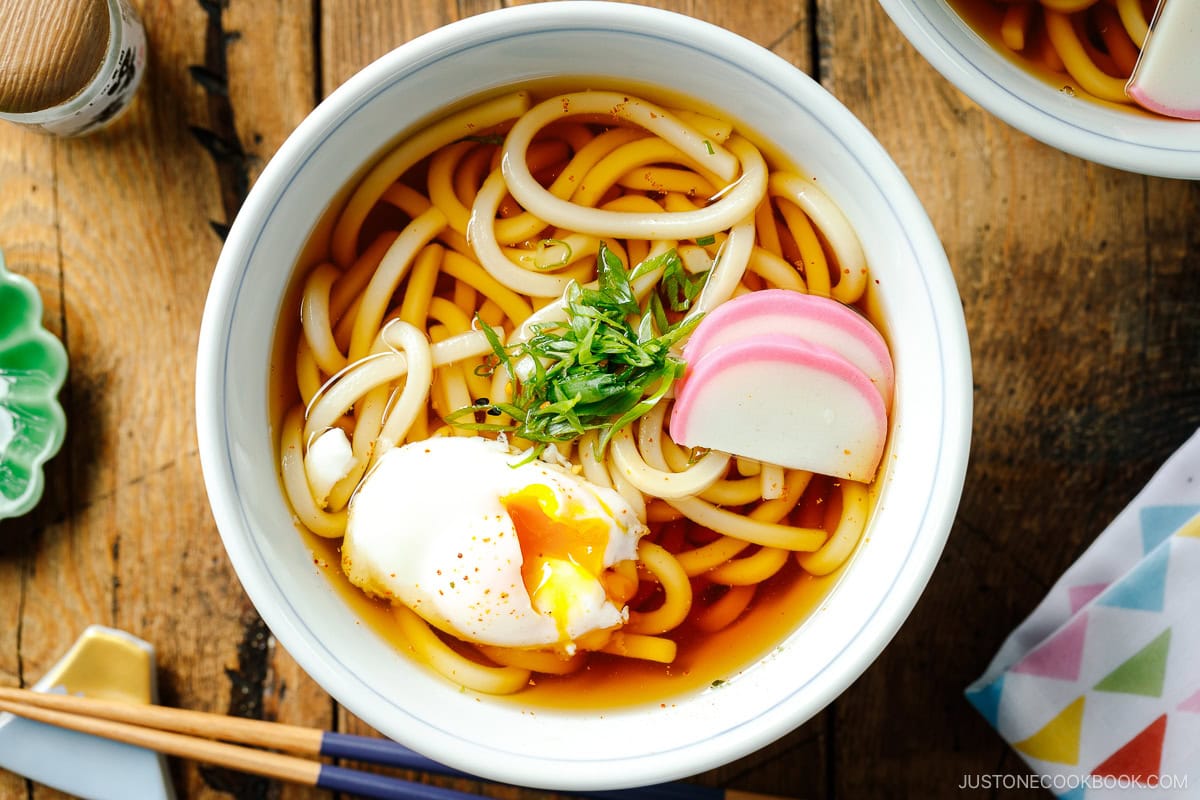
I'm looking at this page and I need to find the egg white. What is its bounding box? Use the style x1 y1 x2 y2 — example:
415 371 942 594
342 436 646 650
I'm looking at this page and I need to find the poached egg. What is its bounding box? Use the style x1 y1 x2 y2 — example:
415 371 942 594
342 436 647 653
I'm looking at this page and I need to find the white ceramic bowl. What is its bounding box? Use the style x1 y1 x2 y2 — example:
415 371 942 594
877 0 1200 179
196 2 971 790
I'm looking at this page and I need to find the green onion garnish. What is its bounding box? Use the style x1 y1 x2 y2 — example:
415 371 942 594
533 238 573 270
446 243 703 457
656 248 710 312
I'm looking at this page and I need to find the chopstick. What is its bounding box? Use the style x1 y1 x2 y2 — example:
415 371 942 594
0 690 473 800
0 687 781 800
0 686 452 773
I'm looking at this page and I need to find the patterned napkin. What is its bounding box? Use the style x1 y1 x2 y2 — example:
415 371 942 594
966 428 1200 799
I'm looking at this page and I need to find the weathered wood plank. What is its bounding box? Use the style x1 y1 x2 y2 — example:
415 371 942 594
20 0 223 793
225 0 317 187
0 104 64 800
819 0 1200 797
319 0 464 97
185 2 327 799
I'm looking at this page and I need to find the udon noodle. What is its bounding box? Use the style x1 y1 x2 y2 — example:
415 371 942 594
949 0 1157 106
279 87 883 697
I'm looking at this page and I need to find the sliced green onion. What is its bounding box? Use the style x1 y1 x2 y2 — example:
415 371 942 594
446 243 703 458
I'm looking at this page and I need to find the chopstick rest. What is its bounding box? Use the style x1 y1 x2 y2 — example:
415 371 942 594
0 685 454 770
0 626 173 800
966 428 1200 794
0 692 485 800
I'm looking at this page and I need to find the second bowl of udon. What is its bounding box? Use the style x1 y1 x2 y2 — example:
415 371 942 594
196 1 972 790
877 0 1200 178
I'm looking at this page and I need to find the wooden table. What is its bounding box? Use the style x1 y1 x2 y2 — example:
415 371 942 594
1 1 1196 798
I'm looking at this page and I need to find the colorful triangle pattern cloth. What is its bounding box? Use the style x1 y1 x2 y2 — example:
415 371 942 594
966 428 1200 799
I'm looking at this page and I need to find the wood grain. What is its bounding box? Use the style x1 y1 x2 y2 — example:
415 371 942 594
0 0 109 114
821 1 1200 797
0 0 1196 798
0 90 63 800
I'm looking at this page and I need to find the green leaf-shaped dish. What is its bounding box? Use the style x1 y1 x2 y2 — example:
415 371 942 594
0 250 67 520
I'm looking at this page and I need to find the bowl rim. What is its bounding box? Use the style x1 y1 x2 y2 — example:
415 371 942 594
876 0 1200 179
197 1 973 788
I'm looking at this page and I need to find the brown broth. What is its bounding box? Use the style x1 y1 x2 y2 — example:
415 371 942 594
270 80 875 708
945 0 1158 115
297 523 843 709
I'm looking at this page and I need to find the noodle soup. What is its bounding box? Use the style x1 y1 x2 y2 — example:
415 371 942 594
200 5 970 785
947 0 1159 111
274 82 892 706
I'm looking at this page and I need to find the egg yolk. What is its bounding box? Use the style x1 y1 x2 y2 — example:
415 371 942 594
503 484 618 646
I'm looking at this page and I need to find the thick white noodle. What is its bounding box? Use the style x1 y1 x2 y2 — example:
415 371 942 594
494 127 646 245
625 541 692 635
609 422 730 500
467 170 577 298
664 492 825 551
610 468 648 524
760 463 785 500
636 403 823 551
508 238 677 349
578 430 615 490
570 138 725 207
281 408 347 538
511 91 738 180
374 321 435 455
331 91 533 267
304 331 491 445
795 481 869 575
748 246 805 291
768 172 866 303
502 94 766 239
684 211 756 324
350 207 448 361
300 264 347 375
